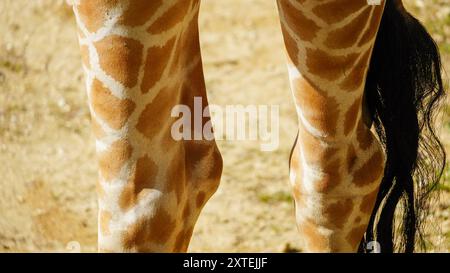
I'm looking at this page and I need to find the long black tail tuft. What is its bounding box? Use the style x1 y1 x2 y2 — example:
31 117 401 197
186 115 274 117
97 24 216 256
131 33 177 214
360 0 446 253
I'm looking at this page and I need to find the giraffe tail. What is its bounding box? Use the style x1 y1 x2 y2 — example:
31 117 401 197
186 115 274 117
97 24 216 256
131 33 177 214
360 0 446 253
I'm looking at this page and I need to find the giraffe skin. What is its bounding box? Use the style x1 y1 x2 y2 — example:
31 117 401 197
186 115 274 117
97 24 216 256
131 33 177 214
73 0 222 252
72 0 388 252
277 0 386 252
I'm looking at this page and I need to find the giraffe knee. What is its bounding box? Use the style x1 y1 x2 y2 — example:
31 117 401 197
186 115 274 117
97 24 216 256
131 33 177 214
185 140 223 198
291 129 385 252
291 121 385 195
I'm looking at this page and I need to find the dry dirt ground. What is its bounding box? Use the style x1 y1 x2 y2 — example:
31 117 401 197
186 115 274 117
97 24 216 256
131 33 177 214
0 0 449 252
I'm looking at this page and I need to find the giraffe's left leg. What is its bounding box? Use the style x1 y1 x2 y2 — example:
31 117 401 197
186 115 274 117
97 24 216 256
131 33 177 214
73 0 222 252
277 0 386 252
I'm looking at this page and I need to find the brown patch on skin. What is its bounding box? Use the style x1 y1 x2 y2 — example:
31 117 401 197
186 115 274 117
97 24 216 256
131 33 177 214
184 140 221 183
79 45 90 68
346 144 357 173
313 158 342 193
358 6 385 46
312 0 367 24
360 188 380 214
306 48 360 81
280 24 300 66
182 203 191 219
298 218 330 252
77 0 119 33
293 77 340 136
207 146 224 181
361 95 373 128
323 199 354 229
136 86 177 139
324 7 372 49
119 155 158 210
170 16 201 75
183 228 194 251
183 142 222 197
140 38 177 94
165 156 186 205
356 122 374 150
91 79 136 130
298 129 339 166
99 210 112 236
94 36 143 88
173 227 194 253
185 50 205 93
196 192 206 208
187 77 210 106
339 49 372 92
353 150 384 187
346 224 368 248
158 115 184 149
354 216 362 224
185 141 213 169
147 0 192 34
122 208 177 250
344 97 362 135
90 118 106 139
179 67 207 110
98 139 133 181
184 140 222 195
119 0 163 27
168 41 183 76
166 33 190 77
173 230 185 252
278 0 320 41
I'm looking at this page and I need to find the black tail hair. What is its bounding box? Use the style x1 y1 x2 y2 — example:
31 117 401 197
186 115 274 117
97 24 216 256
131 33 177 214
359 0 446 253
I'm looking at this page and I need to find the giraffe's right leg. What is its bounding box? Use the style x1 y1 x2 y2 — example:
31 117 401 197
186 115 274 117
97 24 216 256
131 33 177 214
277 0 386 252
73 0 222 252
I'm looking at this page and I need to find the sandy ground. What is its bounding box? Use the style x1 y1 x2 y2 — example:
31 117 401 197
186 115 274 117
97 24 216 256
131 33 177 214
0 0 448 252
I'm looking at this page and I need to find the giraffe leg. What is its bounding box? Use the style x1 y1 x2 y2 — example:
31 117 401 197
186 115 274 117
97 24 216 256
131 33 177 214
73 0 222 252
277 0 386 252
